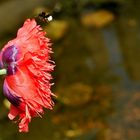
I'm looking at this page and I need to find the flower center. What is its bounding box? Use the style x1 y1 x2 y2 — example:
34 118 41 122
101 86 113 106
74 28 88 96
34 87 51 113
2 45 19 75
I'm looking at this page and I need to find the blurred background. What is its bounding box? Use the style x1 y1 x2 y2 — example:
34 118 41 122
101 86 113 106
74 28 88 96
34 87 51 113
0 0 140 140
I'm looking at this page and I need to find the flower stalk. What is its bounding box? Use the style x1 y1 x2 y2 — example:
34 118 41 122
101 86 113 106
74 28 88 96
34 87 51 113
0 69 7 75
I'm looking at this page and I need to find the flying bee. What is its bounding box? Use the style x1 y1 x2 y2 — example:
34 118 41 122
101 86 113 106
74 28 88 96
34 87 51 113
38 12 53 22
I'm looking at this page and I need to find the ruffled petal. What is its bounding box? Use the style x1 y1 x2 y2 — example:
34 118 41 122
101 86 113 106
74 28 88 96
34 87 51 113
19 105 31 132
8 104 19 120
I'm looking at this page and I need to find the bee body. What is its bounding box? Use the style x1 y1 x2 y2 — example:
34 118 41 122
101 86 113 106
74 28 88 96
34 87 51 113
38 12 53 22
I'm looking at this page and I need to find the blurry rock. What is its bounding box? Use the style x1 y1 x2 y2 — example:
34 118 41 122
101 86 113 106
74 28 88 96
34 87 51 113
58 83 93 107
45 20 69 41
65 129 82 137
94 85 112 101
81 1 121 28
93 85 113 110
81 10 114 28
127 19 137 27
3 99 10 109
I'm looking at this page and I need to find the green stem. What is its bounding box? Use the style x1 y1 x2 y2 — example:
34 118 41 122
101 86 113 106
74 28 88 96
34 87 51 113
0 69 7 75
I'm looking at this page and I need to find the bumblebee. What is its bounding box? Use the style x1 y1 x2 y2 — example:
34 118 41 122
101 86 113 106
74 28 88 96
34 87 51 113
38 12 53 22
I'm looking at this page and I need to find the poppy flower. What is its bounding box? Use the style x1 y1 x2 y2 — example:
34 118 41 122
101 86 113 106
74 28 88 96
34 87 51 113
0 19 55 132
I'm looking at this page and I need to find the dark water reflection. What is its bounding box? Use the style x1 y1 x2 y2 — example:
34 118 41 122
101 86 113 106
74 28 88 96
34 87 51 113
0 0 140 140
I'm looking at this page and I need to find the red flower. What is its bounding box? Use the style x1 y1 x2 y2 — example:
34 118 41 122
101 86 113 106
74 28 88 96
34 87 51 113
0 19 55 132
